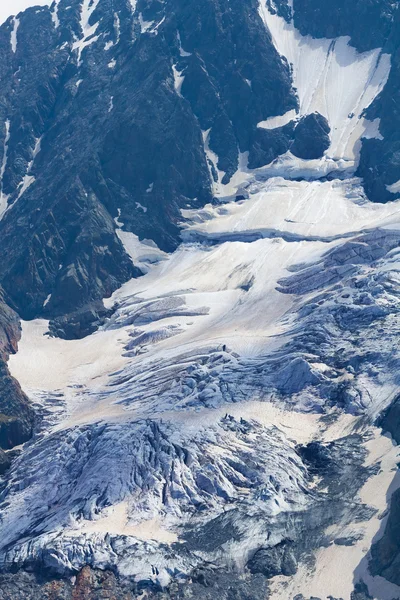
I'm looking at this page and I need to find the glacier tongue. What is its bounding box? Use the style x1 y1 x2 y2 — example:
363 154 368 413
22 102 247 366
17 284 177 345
4 168 400 597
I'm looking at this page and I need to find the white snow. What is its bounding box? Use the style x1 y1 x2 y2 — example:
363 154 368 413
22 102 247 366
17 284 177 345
258 1 391 168
43 294 51 308
114 12 120 43
3 2 400 594
387 179 400 194
270 430 400 600
7 162 400 595
114 209 167 273
10 17 19 53
138 13 154 33
258 108 297 130
0 119 10 219
128 0 137 13
202 128 241 197
16 175 35 200
72 0 101 65
183 177 400 242
12 136 42 202
172 64 185 95
51 0 60 28
177 31 191 57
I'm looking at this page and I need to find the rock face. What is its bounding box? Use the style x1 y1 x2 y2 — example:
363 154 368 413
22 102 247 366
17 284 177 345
370 488 400 586
291 113 330 160
0 293 33 453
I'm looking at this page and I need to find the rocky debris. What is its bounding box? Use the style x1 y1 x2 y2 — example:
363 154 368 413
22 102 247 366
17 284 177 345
0 565 271 600
48 301 114 340
0 449 11 475
247 540 297 578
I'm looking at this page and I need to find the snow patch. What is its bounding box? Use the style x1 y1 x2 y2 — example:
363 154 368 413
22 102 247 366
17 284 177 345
177 31 191 57
0 119 10 219
172 64 185 95
135 202 147 213
10 17 19 53
43 294 51 308
139 13 154 33
183 177 400 243
51 0 60 28
114 210 166 273
258 108 297 130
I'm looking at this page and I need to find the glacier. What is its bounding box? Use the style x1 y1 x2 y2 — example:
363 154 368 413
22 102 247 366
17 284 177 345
0 1 399 599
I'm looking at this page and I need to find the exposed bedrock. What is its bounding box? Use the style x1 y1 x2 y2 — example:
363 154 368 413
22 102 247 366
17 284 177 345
290 113 331 160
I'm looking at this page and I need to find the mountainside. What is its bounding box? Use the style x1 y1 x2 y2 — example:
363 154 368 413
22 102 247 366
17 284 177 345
0 0 400 598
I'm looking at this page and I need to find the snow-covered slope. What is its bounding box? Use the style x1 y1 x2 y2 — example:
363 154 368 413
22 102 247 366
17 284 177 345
257 1 390 176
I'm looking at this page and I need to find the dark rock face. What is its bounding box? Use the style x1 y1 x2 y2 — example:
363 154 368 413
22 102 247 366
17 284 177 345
248 122 295 169
291 113 330 160
291 0 397 52
0 294 33 451
297 441 333 475
377 394 400 444
247 540 297 579
351 581 373 600
370 488 400 586
357 11 400 204
48 301 114 340
0 0 395 332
